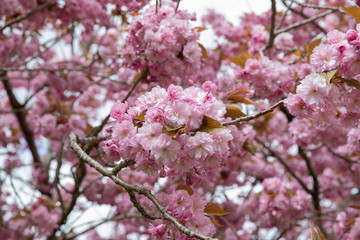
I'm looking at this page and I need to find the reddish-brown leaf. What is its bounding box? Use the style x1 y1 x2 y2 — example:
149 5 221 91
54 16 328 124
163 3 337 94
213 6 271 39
175 184 194 196
164 123 187 138
341 5 360 22
227 95 255 105
197 116 226 134
195 27 207 32
204 203 232 216
198 42 208 59
224 104 246 119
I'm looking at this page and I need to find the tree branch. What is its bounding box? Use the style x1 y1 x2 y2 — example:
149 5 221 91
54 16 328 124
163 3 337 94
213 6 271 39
69 133 217 240
298 147 327 238
0 2 55 33
1 71 46 188
255 137 313 195
260 0 277 57
222 100 284 126
275 9 334 35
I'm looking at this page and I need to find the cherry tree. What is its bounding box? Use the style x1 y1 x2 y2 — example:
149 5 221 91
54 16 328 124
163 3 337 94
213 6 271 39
1 0 360 239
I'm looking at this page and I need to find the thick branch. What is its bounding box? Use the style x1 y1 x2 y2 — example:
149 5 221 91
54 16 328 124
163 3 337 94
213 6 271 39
85 67 148 138
69 133 217 240
1 71 41 167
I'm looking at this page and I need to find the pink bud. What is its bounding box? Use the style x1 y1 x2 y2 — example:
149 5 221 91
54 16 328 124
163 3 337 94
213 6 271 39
346 29 359 45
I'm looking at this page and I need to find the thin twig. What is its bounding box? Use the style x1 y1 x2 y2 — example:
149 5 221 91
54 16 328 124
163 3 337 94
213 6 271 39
260 0 277 57
95 144 116 167
69 133 217 240
65 214 142 240
298 147 327 238
291 0 345 11
324 143 358 164
276 0 293 30
0 2 55 33
175 0 181 13
275 9 334 35
222 100 284 126
85 67 148 138
255 137 313 195
111 159 136 175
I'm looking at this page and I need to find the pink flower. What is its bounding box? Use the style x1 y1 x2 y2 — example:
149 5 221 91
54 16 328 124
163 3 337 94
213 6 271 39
296 73 331 107
148 224 167 238
183 41 202 63
110 102 129 121
346 29 359 45
151 134 180 164
310 44 340 71
186 132 214 160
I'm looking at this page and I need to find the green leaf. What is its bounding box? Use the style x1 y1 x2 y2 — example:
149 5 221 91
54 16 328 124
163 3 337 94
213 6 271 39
204 203 232 216
175 184 194 196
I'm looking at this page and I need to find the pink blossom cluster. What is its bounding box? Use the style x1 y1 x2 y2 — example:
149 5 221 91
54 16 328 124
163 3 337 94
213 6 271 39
104 85 233 176
241 57 295 101
242 177 311 230
151 190 215 239
121 1 202 86
285 26 360 152
310 26 360 78
3 198 61 239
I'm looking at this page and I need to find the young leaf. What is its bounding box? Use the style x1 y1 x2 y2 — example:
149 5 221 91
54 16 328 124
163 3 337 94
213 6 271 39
195 27 207 32
206 215 223 226
197 116 226 134
243 139 256 155
342 78 360 90
204 203 232 216
198 42 208 59
134 112 146 122
224 88 251 99
308 38 322 55
319 69 338 85
164 123 187 138
349 205 360 210
175 184 194 195
341 5 360 23
227 53 254 68
227 96 255 105
310 222 327 240
224 104 246 119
